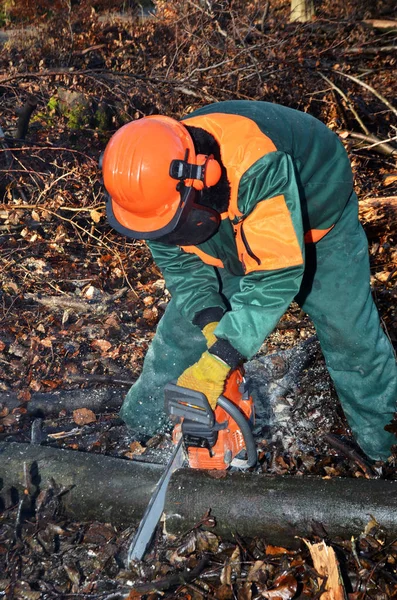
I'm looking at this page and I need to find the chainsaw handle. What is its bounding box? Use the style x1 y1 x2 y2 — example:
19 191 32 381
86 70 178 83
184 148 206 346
217 395 257 468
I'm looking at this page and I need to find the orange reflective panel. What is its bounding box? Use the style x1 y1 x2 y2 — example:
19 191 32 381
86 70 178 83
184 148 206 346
234 196 304 273
183 113 277 219
180 245 224 268
304 226 334 243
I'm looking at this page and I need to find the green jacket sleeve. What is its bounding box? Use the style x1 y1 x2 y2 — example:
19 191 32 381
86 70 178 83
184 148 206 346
213 264 304 359
213 151 306 359
147 241 227 322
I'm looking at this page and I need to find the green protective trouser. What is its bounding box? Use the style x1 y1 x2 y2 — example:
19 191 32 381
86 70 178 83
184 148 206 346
120 193 397 460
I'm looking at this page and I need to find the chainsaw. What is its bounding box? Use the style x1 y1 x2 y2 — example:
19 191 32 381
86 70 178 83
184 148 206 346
127 367 257 562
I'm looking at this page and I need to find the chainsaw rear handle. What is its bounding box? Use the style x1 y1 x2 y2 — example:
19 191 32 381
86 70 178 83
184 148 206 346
217 395 257 468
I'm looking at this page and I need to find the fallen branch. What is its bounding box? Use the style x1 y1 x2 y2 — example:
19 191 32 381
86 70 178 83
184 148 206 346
363 19 397 31
335 70 397 119
24 286 128 314
320 73 369 135
344 45 397 55
131 555 210 594
361 196 397 207
340 131 397 157
0 387 124 418
323 433 377 478
66 374 134 387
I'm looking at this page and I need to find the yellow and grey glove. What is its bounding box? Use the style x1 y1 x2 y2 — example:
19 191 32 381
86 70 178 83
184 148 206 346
177 350 230 409
193 307 225 349
202 321 219 348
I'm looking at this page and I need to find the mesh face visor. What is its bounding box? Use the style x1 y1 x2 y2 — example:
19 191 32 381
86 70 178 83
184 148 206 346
152 185 221 246
106 184 220 243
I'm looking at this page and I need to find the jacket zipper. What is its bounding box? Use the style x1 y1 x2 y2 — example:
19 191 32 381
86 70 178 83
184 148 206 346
240 224 261 265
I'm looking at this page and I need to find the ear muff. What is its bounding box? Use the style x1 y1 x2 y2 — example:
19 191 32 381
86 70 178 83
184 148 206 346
192 154 222 191
170 153 222 191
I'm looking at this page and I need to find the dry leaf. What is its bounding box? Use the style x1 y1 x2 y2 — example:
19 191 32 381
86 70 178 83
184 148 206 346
195 530 219 553
177 531 197 556
383 174 397 186
29 380 41 392
90 209 103 223
126 591 144 600
91 339 112 353
129 441 146 455
0 406 9 417
17 389 31 402
73 408 97 426
230 545 241 577
13 581 41 600
40 337 53 348
216 583 234 599
266 545 289 556
246 560 267 583
41 380 61 389
237 585 252 600
64 561 81 586
1 414 17 427
220 561 232 586
142 307 158 323
262 574 298 599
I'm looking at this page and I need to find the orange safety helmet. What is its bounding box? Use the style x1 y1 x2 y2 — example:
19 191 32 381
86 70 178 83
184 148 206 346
101 115 222 240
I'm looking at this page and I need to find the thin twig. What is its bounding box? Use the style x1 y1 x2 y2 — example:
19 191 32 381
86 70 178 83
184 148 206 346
360 134 397 150
319 73 369 135
130 555 210 594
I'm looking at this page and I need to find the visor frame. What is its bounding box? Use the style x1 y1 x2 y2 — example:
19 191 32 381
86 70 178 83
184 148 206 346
106 184 219 242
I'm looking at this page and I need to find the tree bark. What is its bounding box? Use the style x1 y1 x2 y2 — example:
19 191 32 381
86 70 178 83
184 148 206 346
1 442 397 548
290 0 314 23
15 95 38 140
165 469 397 547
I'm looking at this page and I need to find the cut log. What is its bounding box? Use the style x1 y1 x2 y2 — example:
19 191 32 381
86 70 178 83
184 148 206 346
0 442 163 526
1 443 397 548
0 387 125 418
165 469 397 547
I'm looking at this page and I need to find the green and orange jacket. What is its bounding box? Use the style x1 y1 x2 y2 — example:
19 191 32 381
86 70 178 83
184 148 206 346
148 101 353 361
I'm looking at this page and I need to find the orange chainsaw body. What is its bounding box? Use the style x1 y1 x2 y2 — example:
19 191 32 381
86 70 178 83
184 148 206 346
172 368 254 470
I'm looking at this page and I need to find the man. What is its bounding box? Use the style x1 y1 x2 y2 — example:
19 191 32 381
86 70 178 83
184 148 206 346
101 100 397 461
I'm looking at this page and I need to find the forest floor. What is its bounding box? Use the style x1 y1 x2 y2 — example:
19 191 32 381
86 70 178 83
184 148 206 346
0 0 397 598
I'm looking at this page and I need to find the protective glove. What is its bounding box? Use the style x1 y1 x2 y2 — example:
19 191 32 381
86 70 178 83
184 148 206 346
177 350 230 409
202 321 219 348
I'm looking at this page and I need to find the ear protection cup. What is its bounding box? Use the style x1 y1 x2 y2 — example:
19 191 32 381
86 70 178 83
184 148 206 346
192 154 222 191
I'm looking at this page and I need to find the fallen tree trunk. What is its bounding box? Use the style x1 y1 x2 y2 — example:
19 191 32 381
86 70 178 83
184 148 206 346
1 443 396 547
